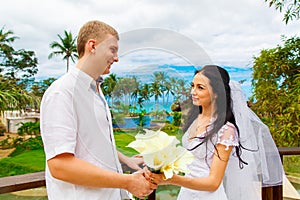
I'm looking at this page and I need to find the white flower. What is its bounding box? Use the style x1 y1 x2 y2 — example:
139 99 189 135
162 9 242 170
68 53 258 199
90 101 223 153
127 129 194 179
127 129 179 154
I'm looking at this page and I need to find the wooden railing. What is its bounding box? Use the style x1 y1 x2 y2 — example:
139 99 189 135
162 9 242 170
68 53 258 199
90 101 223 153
1 147 300 200
0 171 45 194
262 147 300 200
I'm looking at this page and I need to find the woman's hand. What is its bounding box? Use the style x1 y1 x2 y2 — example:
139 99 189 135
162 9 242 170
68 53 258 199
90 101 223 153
143 167 172 185
118 151 145 171
125 155 144 171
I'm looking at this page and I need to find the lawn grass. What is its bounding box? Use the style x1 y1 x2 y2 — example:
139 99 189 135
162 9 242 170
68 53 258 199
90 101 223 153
114 131 139 156
0 131 139 177
0 149 45 177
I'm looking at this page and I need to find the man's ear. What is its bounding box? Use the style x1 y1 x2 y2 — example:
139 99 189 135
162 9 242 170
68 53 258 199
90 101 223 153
87 39 96 53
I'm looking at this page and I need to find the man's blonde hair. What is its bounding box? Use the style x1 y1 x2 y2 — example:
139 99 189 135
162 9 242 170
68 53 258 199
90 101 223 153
77 20 119 58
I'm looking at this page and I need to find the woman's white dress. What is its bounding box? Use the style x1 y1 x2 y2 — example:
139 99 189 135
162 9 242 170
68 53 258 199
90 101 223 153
177 122 239 200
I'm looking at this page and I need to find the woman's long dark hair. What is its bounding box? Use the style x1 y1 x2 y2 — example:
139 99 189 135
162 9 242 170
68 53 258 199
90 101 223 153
183 65 248 168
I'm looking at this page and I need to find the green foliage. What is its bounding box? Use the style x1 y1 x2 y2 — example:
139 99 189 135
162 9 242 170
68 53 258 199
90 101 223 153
17 121 40 137
264 0 300 24
172 111 182 126
0 75 40 112
9 136 44 157
137 109 147 128
0 27 38 80
0 135 25 150
251 35 300 147
0 26 40 112
161 124 183 142
283 155 300 177
0 134 43 152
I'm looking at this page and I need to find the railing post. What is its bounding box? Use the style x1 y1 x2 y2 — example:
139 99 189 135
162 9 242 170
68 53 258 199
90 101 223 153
262 186 282 200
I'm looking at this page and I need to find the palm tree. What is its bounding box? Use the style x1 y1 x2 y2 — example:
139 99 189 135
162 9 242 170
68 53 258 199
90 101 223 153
164 79 174 105
154 72 168 105
176 79 190 101
130 76 140 107
48 30 78 72
0 75 40 114
0 27 18 73
101 73 118 108
138 83 152 109
151 81 162 110
169 77 179 101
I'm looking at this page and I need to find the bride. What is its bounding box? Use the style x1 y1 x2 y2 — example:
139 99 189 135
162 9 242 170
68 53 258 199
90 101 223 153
149 65 283 200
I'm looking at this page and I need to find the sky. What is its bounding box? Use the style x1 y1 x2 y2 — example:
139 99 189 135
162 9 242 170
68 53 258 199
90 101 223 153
0 0 299 80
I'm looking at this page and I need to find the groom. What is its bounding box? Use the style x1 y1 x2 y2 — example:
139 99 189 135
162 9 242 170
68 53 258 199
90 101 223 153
40 20 156 199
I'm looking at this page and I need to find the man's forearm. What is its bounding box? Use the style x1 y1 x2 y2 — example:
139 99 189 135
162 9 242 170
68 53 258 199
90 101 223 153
48 153 131 189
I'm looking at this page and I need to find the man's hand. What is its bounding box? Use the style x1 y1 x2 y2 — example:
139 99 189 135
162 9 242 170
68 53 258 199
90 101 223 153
125 171 157 199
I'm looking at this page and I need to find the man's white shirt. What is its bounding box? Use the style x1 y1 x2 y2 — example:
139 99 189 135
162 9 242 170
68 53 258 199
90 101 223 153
40 68 129 199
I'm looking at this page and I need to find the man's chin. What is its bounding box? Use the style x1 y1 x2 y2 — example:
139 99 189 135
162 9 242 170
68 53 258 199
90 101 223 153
103 68 110 75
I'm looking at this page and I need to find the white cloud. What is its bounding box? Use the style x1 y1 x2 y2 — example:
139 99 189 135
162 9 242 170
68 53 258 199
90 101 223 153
0 0 299 80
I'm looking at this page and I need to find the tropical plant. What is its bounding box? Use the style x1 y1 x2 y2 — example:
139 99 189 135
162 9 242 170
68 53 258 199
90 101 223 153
0 75 40 113
0 27 38 80
101 73 118 107
0 26 18 65
153 72 169 104
175 79 189 101
150 81 162 110
172 111 182 127
137 109 147 128
251 35 300 147
48 30 78 72
0 27 40 114
17 121 40 138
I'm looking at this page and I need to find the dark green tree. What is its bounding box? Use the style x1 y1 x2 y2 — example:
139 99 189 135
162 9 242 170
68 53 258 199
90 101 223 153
0 27 38 80
0 26 17 63
0 27 39 113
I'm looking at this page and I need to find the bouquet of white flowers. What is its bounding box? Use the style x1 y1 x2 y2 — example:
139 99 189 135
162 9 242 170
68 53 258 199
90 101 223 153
127 129 194 179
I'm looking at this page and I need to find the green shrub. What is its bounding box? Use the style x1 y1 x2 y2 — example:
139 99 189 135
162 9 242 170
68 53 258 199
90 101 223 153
9 136 44 157
172 111 182 126
17 121 40 137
